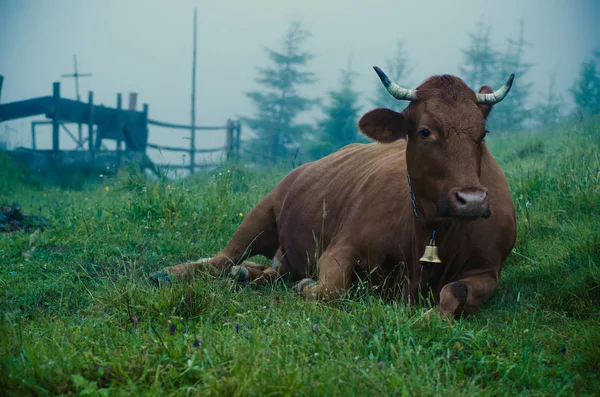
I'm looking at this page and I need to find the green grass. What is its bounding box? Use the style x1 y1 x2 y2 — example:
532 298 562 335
1 117 599 396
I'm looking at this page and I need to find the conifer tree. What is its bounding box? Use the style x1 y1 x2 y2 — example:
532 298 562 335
570 51 600 118
534 73 563 128
459 21 498 90
488 19 533 131
244 21 317 161
310 58 362 159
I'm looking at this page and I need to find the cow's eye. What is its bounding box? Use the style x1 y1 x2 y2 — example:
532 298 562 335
419 128 431 138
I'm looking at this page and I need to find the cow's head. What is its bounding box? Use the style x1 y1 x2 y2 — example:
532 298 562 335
358 67 514 220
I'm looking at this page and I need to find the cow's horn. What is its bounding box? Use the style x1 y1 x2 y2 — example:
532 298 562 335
373 66 418 101
475 74 515 105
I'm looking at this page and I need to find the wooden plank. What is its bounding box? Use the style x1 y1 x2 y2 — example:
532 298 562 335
147 118 226 131
128 93 138 111
41 98 146 128
156 163 219 170
0 97 54 122
52 82 60 152
60 123 80 146
0 75 4 103
147 142 224 153
122 127 139 150
142 103 149 151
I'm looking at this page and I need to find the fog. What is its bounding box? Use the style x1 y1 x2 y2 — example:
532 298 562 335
0 0 598 165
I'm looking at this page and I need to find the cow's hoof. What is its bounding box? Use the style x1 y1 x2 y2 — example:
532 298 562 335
150 270 173 285
294 278 316 293
230 265 249 283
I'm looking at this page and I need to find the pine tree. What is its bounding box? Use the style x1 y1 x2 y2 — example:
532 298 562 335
459 21 498 90
309 58 362 159
372 41 411 112
534 73 563 128
570 52 600 118
243 21 317 162
488 20 534 132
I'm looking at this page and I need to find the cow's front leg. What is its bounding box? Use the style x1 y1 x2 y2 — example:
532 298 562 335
436 272 499 319
295 246 355 301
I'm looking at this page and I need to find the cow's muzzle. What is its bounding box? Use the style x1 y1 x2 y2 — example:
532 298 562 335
439 186 490 218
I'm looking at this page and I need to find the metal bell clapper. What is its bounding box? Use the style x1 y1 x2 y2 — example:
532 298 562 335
419 227 442 264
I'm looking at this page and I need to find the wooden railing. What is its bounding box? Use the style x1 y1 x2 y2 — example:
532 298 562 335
146 118 241 173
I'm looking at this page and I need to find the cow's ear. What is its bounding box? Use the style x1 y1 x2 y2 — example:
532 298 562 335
477 86 494 119
358 108 407 143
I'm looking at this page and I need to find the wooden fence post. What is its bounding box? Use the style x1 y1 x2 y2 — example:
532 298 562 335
30 122 36 150
225 119 234 161
142 103 149 173
0 75 4 104
190 125 196 175
189 7 198 175
52 82 60 153
116 93 122 169
235 120 241 159
128 93 138 111
88 91 95 166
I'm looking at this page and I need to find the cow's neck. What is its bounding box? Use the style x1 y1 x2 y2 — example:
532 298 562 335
405 168 442 225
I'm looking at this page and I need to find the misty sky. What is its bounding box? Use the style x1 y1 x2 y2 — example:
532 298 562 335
0 0 598 165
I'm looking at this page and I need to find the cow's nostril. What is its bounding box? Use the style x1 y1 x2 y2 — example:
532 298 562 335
455 192 467 206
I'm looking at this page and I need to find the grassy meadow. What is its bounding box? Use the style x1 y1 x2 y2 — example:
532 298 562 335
1 117 599 396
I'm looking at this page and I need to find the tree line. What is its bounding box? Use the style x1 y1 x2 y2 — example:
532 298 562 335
242 20 600 164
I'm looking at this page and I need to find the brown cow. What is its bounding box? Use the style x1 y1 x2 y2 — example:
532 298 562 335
152 67 517 318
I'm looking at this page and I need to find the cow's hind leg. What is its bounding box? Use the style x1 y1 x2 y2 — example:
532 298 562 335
152 196 279 283
295 246 355 301
231 248 290 285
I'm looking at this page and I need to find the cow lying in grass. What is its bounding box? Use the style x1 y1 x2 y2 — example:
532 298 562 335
152 66 517 319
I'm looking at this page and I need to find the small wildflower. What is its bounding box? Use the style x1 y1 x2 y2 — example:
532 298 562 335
560 346 568 354
169 323 176 336
130 315 139 325
193 339 200 348
378 360 385 368
167 185 171 190
312 324 320 332
99 174 103 177
105 186 110 192
239 212 244 217
235 323 241 333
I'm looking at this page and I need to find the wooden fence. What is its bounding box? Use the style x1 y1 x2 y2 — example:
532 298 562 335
147 118 241 174
0 75 241 176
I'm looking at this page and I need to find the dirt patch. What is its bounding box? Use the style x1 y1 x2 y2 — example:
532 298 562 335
0 203 51 233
